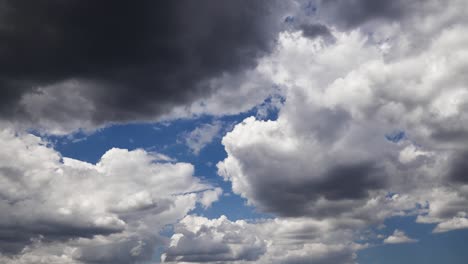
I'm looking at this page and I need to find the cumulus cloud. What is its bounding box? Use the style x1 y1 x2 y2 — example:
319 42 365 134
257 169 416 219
163 215 363 264
217 0 468 243
383 230 417 244
163 215 266 263
433 216 468 233
0 127 219 263
164 1 468 262
3 0 468 263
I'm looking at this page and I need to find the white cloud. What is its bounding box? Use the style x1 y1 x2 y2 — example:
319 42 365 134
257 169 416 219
383 230 417 244
0 126 219 263
163 215 363 264
214 2 468 259
199 188 223 209
433 216 468 233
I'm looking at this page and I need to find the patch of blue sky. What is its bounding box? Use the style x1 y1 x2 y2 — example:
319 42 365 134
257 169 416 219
358 215 468 264
385 130 406 143
284 15 295 23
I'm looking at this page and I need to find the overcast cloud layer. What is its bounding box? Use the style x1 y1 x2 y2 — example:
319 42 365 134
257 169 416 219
2 0 468 263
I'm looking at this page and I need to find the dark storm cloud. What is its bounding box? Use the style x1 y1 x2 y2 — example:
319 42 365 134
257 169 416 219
318 0 417 28
0 0 283 126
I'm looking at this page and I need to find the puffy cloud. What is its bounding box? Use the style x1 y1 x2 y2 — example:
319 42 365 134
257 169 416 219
218 31 406 221
163 215 266 263
433 216 468 233
416 187 468 233
0 126 219 263
163 215 363 264
199 188 223 209
218 0 468 242
383 230 417 244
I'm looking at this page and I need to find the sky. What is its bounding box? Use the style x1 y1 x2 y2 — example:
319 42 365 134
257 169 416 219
0 1 468 263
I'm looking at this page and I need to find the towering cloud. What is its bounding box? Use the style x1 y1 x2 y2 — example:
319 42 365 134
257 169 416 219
217 0 468 248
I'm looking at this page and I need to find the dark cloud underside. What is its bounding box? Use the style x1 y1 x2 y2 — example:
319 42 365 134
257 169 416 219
250 162 386 217
0 0 281 125
318 0 413 28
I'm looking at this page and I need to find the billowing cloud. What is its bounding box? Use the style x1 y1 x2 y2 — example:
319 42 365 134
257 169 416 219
163 215 266 263
0 126 219 263
163 215 363 264
218 0 468 238
163 1 468 262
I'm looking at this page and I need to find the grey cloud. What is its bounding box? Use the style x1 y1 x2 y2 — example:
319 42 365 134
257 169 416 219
317 0 418 28
280 249 355 264
0 0 286 131
299 23 335 41
448 151 468 183
245 160 386 218
73 236 161 264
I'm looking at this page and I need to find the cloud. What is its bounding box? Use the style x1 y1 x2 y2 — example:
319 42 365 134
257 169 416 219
218 0 468 238
317 0 417 28
216 31 396 220
433 216 468 233
299 23 335 42
448 151 468 183
0 126 219 263
199 188 223 209
163 215 362 264
0 0 289 133
3 0 468 263
163 215 266 263
383 230 417 244
182 121 224 155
